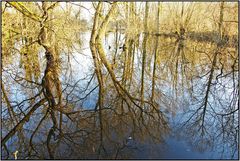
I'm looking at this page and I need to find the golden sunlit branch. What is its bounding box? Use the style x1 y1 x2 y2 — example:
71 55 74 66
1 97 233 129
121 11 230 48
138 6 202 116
7 2 41 22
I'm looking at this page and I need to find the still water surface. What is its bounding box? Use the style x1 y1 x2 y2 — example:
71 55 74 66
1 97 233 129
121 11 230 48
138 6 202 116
1 32 238 159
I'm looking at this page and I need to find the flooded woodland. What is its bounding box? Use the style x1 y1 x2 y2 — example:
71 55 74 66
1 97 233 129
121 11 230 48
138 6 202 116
1 2 239 159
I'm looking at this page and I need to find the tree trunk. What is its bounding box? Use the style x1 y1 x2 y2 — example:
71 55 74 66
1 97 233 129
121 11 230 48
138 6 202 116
141 2 149 106
151 2 160 102
90 2 104 111
39 2 61 158
218 2 224 40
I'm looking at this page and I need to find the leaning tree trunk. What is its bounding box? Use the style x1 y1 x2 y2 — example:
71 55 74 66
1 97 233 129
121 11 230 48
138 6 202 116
90 2 104 112
38 2 61 159
89 3 105 156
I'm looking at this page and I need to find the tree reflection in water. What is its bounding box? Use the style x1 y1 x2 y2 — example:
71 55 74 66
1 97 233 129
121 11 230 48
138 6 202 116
1 2 238 160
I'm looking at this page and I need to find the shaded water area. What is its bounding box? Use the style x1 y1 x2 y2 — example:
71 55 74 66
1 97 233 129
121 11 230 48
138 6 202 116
1 30 238 159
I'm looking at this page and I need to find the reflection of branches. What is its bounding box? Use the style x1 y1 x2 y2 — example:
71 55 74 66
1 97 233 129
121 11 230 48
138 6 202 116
46 127 55 159
201 50 219 127
28 110 49 156
2 144 10 159
11 91 43 109
1 82 18 124
3 68 41 88
87 4 170 158
1 98 47 146
216 107 238 116
178 43 238 158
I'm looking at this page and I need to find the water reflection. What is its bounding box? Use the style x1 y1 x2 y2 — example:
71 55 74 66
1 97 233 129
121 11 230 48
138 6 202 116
1 31 238 159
